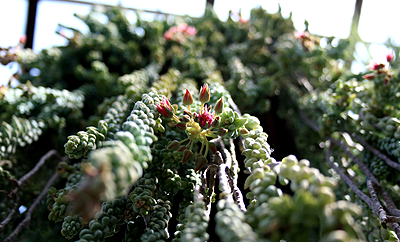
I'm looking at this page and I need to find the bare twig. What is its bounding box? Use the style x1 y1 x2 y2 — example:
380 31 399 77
1 150 62 232
217 163 234 203
328 136 380 185
299 110 320 132
325 147 374 209
372 183 400 217
0 194 18 230
229 139 239 184
367 180 388 229
206 166 217 217
389 222 400 237
225 167 246 212
300 101 400 235
201 155 218 217
9 150 61 197
215 152 233 203
327 147 400 237
215 151 246 211
352 134 400 171
3 171 59 242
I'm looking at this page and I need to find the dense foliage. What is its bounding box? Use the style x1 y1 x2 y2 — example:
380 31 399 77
1 5 400 242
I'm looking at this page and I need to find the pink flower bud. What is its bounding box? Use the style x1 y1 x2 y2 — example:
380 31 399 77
294 30 306 39
164 31 173 41
175 122 187 131
178 145 187 152
194 154 208 172
177 23 188 32
198 84 210 104
185 26 197 36
362 73 375 80
240 128 249 136
366 61 385 71
170 26 178 33
387 50 394 63
183 114 191 122
182 149 194 164
218 128 228 136
239 17 248 24
156 97 174 119
19 35 27 44
183 89 193 106
209 142 217 154
211 116 220 128
214 98 224 114
167 140 180 150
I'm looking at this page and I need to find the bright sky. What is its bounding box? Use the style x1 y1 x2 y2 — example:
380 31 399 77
1 0 400 85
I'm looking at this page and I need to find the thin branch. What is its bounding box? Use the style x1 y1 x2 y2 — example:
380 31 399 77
328 136 380 185
229 139 239 184
352 134 400 171
0 194 18 230
206 166 217 217
9 150 61 197
389 223 400 237
367 180 388 229
0 150 62 232
3 171 59 242
372 183 400 217
299 110 320 132
325 147 374 210
215 151 246 211
217 163 234 203
327 147 400 237
225 167 246 212
201 155 218 217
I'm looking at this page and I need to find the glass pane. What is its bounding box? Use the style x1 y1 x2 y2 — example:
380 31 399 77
359 0 400 44
34 0 92 51
0 0 27 47
120 0 206 18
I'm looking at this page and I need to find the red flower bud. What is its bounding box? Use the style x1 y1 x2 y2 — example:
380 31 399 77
156 97 174 119
19 35 27 44
164 31 172 41
178 145 187 152
167 140 180 150
183 89 193 106
387 50 394 63
362 73 375 80
198 84 210 104
294 30 306 39
240 128 249 136
177 23 188 32
211 116 220 128
195 154 208 172
182 149 194 164
185 26 197 36
214 97 224 114
366 61 385 71
218 128 228 136
209 142 217 154
175 122 187 132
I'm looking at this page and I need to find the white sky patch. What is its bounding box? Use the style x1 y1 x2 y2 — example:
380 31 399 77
19 205 27 214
